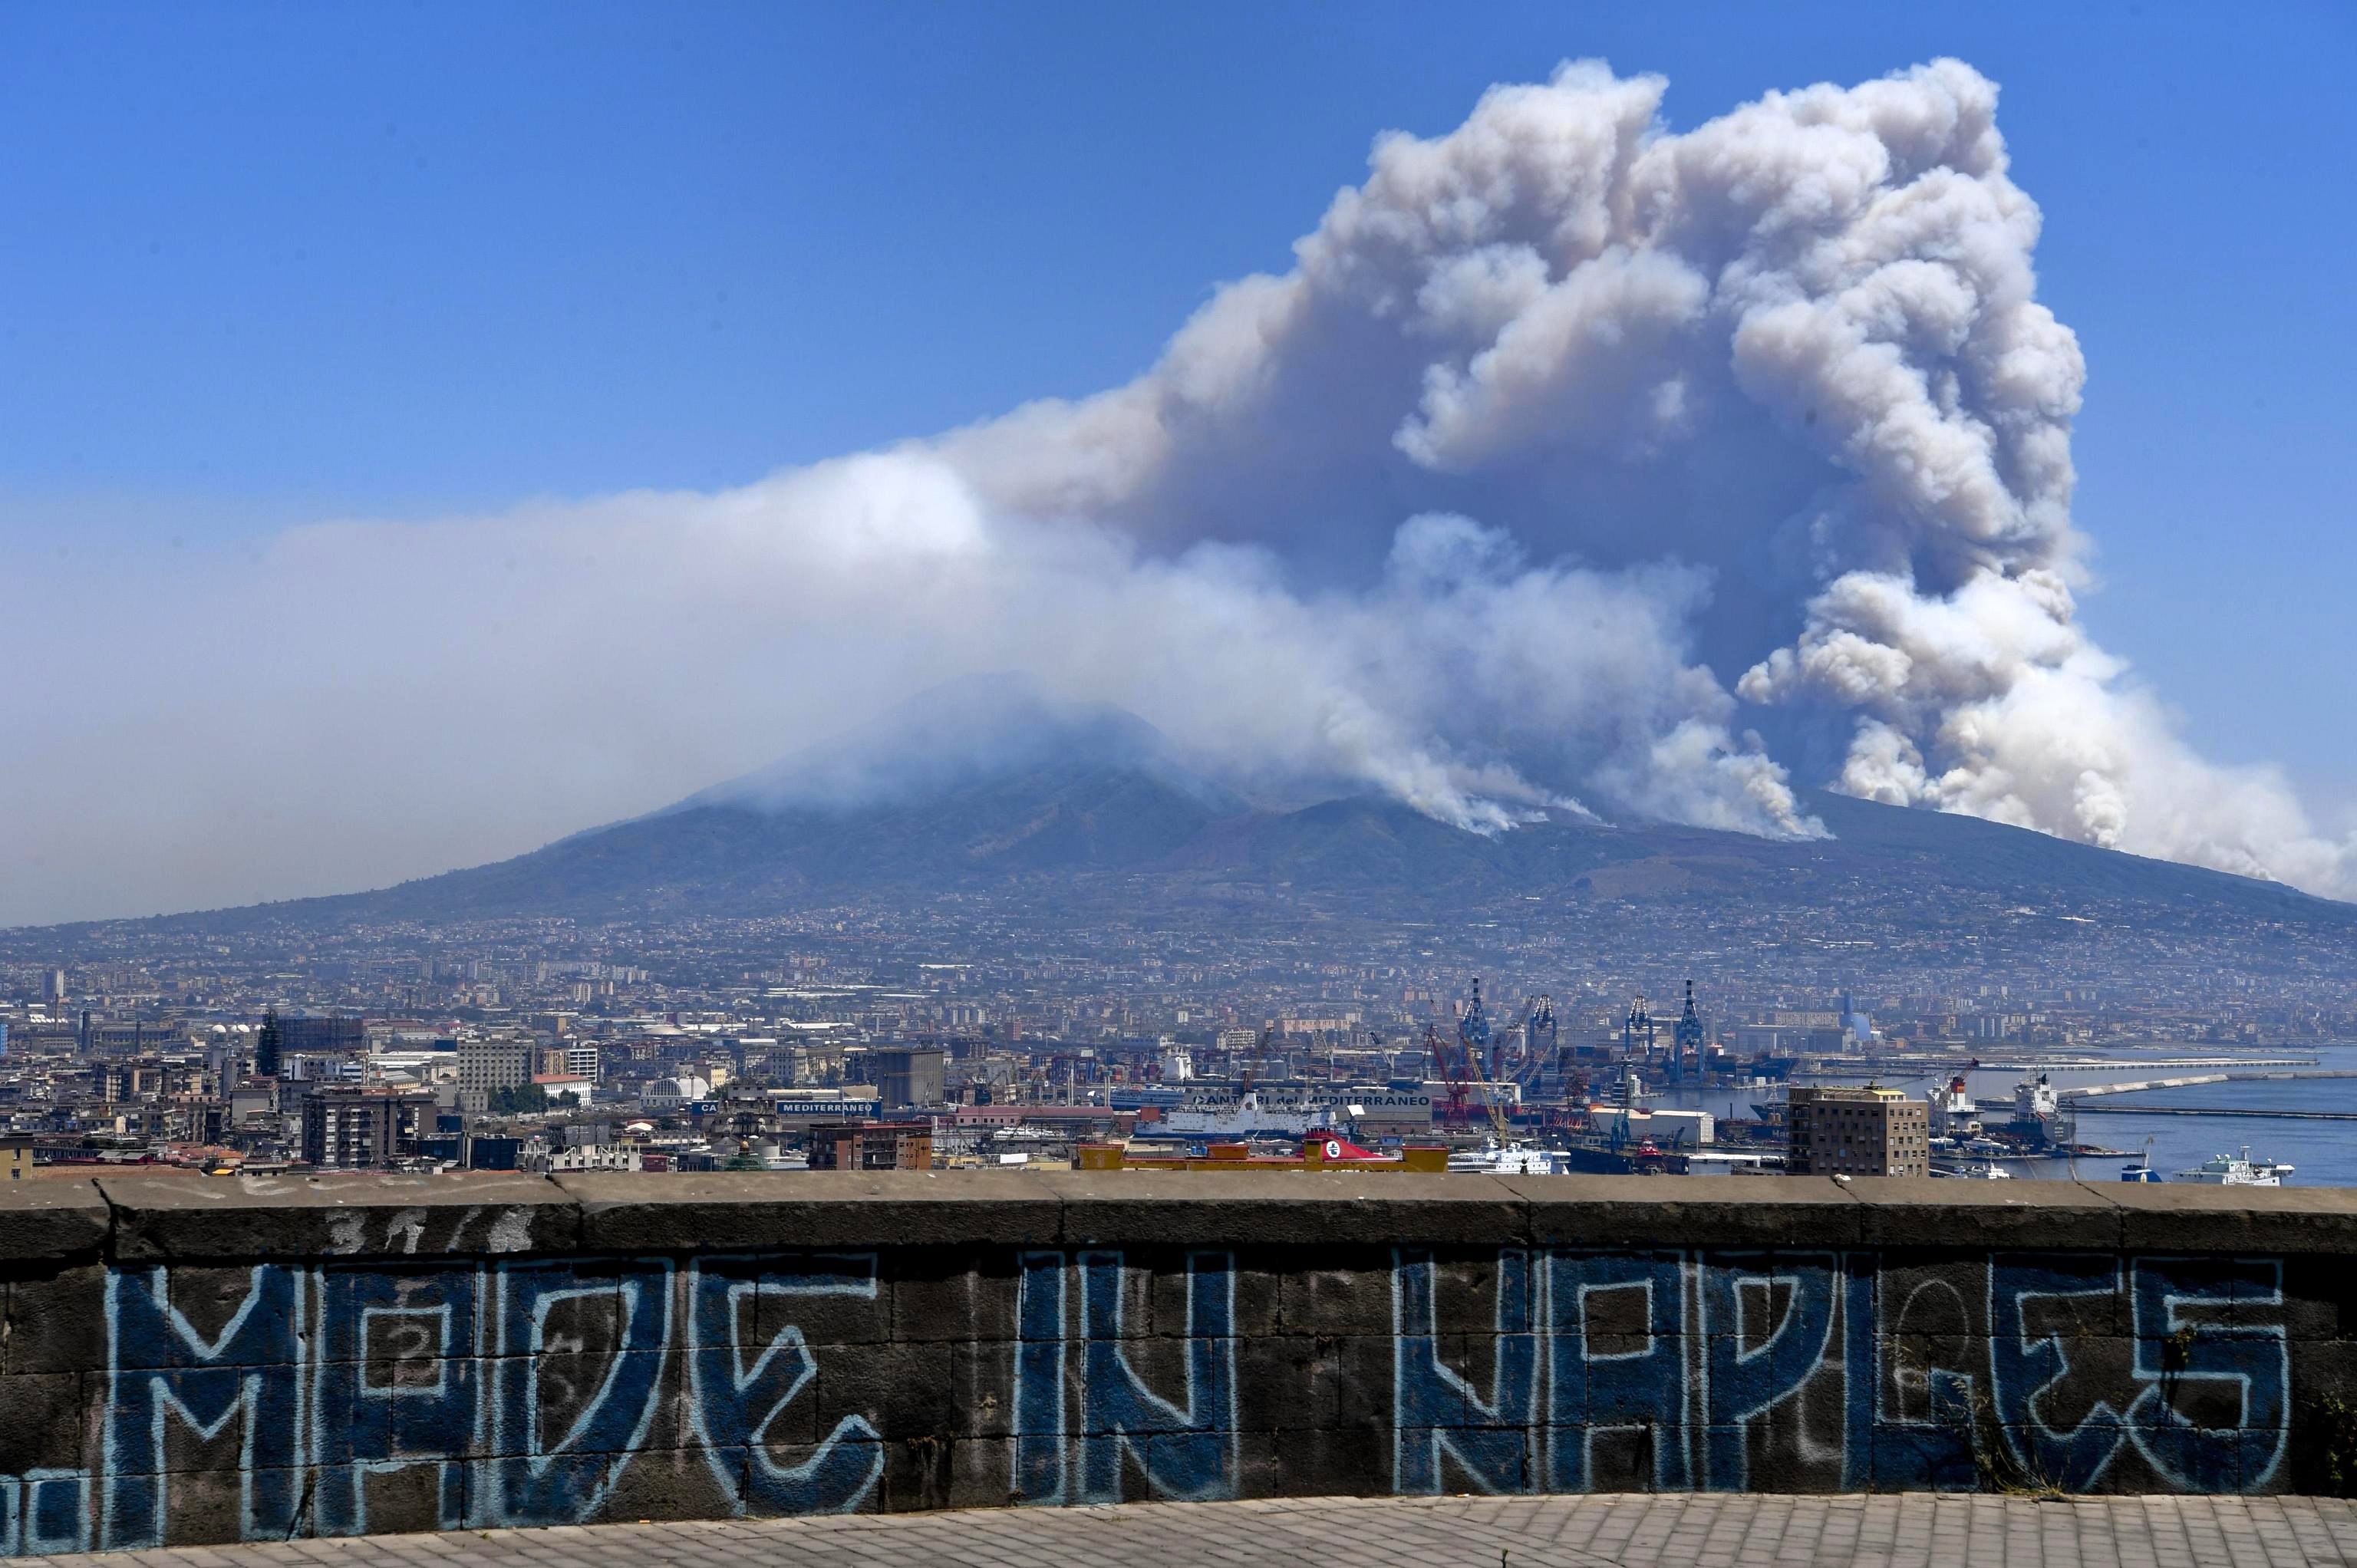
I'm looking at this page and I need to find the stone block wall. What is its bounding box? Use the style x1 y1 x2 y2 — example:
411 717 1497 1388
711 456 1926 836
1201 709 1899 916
0 1168 2352 1549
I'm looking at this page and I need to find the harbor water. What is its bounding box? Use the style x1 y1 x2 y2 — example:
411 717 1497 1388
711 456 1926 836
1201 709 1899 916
1654 1042 2357 1185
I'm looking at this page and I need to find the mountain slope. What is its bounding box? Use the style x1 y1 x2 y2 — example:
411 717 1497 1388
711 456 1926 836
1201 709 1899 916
302 758 1233 922
45 677 2355 938
210 774 2355 936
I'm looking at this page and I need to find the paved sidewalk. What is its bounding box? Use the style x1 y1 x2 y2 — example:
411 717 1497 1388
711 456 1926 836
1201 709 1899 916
31 1494 2357 1568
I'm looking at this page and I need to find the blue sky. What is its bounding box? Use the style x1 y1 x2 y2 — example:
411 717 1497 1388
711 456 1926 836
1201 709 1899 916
3 1 2351 799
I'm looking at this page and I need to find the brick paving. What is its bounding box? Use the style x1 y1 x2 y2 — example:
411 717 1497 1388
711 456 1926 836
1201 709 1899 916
28 1495 2357 1568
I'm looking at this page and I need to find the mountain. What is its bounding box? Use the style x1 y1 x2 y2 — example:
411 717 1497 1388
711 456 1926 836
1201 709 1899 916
163 677 2353 940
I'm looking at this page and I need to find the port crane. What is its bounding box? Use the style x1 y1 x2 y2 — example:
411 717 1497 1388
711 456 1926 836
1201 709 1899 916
1426 1021 1472 1128
1432 978 1513 1140
1503 992 1557 1093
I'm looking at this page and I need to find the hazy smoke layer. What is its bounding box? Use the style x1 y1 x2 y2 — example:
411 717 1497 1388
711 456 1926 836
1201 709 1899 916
2 57 2349 925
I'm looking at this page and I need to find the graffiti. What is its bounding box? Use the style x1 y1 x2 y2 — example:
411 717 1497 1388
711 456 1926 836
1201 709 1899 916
313 1263 480 1535
2125 1259 2286 1493
1394 1248 1537 1494
478 1258 674 1527
318 1204 539 1258
1015 1250 1238 1504
1700 1252 1841 1491
104 1263 308 1550
0 1242 2306 1550
76 1252 884 1550
1546 1251 1694 1492
1389 1248 2289 1498
685 1253 885 1515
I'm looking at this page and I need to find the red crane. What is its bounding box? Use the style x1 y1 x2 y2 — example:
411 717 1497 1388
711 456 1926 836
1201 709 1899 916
1428 1020 1477 1129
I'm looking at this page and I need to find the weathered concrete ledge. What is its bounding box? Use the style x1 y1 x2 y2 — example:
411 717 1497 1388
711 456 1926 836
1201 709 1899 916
5 1168 2349 1263
0 1165 2345 1551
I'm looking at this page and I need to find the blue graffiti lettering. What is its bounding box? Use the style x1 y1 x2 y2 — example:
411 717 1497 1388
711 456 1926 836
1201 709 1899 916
1013 1251 1069 1505
0 1470 93 1556
1542 1252 1691 1492
472 1260 672 1528
1991 1253 2132 1491
5 1237 2303 1556
2129 1259 2287 1493
315 1264 481 1536
1700 1253 1838 1490
1078 1250 1237 1504
1396 1248 1538 1494
685 1254 883 1515
1014 1251 1239 1504
1849 1263 1978 1491
102 1265 307 1550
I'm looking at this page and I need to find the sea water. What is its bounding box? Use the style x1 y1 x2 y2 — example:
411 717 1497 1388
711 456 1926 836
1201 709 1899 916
1654 1042 2357 1186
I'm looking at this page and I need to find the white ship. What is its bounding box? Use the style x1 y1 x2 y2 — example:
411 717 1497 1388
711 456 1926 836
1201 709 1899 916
1927 1075 1981 1137
1446 1140 1567 1175
1157 1089 1336 1139
2174 1146 2284 1187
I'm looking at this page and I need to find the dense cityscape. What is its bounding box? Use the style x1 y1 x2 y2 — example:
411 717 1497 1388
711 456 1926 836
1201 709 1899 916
3 875 2348 1178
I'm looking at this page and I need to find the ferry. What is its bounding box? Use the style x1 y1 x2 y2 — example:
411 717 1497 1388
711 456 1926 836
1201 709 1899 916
2174 1146 2285 1187
1446 1139 1568 1175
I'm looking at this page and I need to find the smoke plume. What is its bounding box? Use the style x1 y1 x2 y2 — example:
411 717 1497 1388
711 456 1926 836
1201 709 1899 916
932 56 2352 896
4 57 2350 925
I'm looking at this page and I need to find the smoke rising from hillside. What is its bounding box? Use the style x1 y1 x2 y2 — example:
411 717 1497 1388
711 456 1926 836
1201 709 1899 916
931 55 2352 896
3 56 2350 924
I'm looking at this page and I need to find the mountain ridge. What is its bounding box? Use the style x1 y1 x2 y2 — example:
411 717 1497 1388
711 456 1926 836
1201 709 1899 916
14 676 2349 937
73 770 2354 937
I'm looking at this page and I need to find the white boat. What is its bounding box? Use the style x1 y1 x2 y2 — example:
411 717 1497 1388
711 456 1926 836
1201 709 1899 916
1446 1140 1567 1175
1935 1160 2013 1180
2174 1146 2283 1187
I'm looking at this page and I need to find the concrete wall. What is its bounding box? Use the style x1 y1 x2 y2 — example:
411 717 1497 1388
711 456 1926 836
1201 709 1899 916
0 1170 2353 1550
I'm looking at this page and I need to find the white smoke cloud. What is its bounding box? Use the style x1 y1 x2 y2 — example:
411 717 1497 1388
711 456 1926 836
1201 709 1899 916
3 54 2349 924
0 458 1792 924
928 55 2353 898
